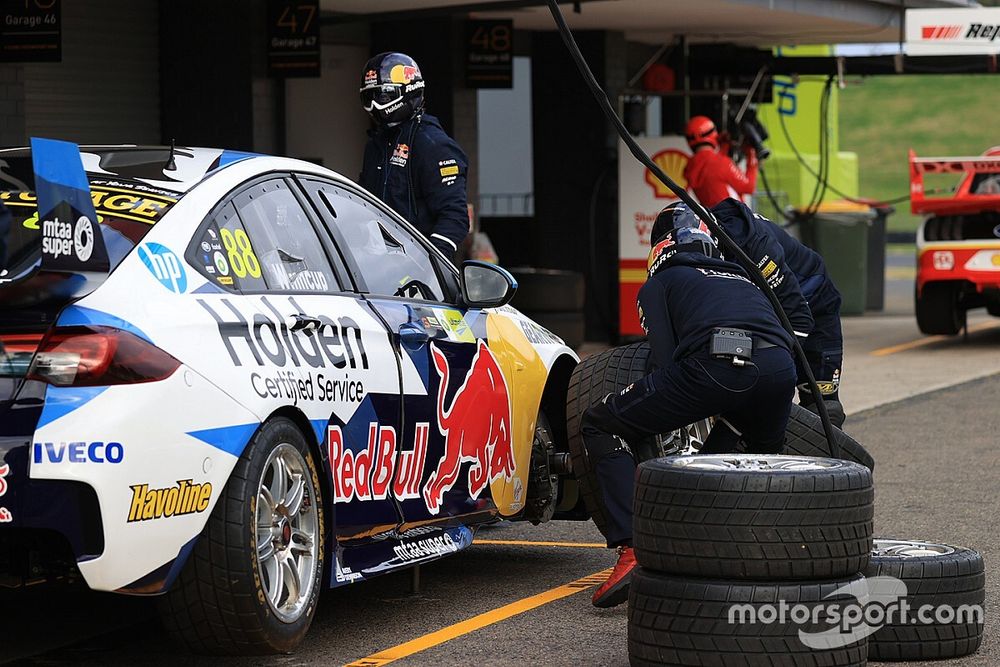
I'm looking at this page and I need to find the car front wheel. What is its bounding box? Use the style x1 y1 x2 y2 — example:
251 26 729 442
159 417 325 655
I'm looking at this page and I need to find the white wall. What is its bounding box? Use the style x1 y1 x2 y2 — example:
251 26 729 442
285 43 370 180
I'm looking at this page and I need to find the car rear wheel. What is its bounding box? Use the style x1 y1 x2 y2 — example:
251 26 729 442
158 417 325 655
915 283 965 335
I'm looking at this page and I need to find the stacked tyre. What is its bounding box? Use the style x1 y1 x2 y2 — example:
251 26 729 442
628 454 875 666
509 268 586 349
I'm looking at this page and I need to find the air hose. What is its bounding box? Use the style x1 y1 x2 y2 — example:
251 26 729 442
544 0 840 457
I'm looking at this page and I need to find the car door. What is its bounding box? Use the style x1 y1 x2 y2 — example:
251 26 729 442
185 176 405 551
299 178 510 532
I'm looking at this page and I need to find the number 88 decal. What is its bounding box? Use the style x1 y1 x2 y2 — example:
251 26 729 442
220 228 262 279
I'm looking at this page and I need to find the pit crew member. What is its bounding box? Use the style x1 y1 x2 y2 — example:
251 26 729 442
359 52 470 259
583 206 797 608
683 115 758 208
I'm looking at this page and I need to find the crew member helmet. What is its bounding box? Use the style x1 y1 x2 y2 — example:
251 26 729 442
685 115 719 150
360 52 425 126
647 226 719 274
650 201 710 245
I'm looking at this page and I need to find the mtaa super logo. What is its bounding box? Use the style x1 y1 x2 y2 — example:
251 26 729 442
138 242 187 293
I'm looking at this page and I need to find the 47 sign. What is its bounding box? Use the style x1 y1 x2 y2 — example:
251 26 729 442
267 0 320 78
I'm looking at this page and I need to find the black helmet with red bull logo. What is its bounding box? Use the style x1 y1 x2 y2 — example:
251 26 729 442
648 210 720 275
650 201 709 245
360 52 426 127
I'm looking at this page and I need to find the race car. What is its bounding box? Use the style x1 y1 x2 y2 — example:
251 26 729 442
910 147 1000 334
0 139 582 654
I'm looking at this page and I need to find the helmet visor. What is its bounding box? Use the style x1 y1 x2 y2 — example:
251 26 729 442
361 84 404 112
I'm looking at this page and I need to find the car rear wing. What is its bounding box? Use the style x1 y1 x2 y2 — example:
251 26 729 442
0 138 110 308
909 148 1000 216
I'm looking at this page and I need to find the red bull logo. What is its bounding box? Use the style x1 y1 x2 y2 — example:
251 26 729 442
389 64 419 84
423 340 515 515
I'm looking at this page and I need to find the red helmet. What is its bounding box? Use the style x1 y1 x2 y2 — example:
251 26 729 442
685 116 719 150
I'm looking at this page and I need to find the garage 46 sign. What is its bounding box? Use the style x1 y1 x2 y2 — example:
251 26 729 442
0 0 61 63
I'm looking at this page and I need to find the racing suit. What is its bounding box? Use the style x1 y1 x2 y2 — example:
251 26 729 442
684 145 758 208
759 221 845 425
581 252 796 548
359 113 470 257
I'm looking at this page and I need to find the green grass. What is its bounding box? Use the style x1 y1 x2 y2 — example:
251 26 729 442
839 75 1000 233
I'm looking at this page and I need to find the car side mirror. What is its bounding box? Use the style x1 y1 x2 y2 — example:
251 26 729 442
460 261 517 308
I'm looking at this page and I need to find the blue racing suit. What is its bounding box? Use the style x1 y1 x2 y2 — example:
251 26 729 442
359 113 470 256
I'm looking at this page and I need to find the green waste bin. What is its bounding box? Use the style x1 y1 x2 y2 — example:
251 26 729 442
793 203 877 316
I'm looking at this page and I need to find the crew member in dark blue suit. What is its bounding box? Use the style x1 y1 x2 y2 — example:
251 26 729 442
359 52 469 259
709 198 845 425
759 220 845 426
584 203 796 609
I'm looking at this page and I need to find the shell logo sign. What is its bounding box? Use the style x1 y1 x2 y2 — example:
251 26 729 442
645 149 689 199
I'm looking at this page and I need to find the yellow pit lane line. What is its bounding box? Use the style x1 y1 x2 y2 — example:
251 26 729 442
870 321 1000 356
343 568 612 667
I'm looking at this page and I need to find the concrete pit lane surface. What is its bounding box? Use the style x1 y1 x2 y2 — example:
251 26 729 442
3 254 1000 666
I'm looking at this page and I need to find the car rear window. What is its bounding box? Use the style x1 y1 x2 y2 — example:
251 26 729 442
1 182 178 279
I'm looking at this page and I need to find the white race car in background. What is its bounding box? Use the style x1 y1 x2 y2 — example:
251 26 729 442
0 140 581 653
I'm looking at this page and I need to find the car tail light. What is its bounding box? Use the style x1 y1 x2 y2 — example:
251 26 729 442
27 326 181 387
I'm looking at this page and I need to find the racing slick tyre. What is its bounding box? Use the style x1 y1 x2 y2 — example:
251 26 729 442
566 342 653 537
633 455 873 580
628 568 868 667
779 404 875 471
915 283 965 336
865 539 984 661
158 418 325 654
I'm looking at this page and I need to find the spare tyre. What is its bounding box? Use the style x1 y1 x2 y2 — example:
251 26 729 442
628 567 868 667
565 342 653 537
866 539 984 661
779 404 875 471
633 454 874 580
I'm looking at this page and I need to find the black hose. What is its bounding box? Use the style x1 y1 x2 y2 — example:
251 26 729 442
544 0 840 458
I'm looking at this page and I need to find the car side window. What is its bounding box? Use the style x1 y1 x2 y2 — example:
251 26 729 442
230 179 339 293
194 202 268 292
311 183 445 301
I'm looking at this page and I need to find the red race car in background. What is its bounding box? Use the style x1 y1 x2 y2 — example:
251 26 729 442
911 147 1000 335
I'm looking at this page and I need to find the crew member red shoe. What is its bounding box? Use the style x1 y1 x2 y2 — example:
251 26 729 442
592 545 636 608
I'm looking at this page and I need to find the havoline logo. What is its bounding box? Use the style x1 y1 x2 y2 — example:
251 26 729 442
127 479 213 522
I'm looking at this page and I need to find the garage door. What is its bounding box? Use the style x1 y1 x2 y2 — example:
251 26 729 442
24 0 159 144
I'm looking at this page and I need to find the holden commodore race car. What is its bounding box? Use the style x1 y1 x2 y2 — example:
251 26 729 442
0 139 582 654
910 147 1000 334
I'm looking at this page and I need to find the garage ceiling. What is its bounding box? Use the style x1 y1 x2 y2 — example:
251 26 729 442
326 0 979 46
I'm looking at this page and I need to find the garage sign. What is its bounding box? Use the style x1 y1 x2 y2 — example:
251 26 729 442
906 8 1000 55
0 0 61 63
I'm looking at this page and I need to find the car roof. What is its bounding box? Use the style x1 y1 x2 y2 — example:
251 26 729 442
0 144 347 199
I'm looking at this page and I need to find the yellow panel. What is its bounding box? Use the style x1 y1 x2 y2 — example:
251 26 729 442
485 313 549 517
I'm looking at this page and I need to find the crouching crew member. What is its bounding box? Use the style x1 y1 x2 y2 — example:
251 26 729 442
711 197 845 426
584 202 797 608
